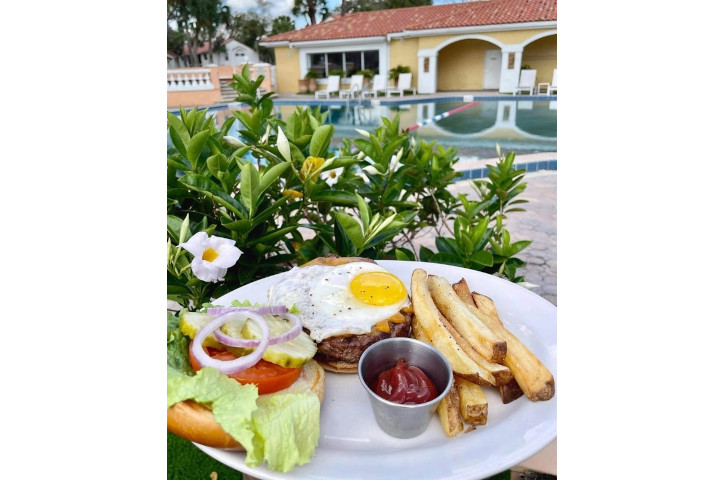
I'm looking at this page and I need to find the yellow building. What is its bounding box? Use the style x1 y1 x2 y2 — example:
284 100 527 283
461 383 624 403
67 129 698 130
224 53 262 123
259 0 556 95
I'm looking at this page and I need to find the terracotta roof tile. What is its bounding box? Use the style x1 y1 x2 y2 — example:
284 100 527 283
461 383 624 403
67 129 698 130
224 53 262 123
262 0 556 43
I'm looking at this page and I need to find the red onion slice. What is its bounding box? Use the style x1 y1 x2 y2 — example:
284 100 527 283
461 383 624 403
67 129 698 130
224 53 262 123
191 311 270 374
213 312 302 348
206 306 288 316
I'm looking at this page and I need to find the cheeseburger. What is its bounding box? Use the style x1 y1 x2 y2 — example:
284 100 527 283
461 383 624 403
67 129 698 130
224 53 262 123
267 256 413 373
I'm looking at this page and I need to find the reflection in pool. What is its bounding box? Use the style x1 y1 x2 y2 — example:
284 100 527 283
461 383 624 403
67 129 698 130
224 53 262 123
183 99 557 162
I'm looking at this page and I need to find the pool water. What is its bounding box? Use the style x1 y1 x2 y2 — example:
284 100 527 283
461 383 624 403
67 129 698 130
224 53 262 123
174 99 557 162
312 100 557 160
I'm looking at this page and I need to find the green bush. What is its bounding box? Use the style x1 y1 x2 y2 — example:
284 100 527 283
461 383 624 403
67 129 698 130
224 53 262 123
167 65 532 309
389 64 411 81
355 69 375 79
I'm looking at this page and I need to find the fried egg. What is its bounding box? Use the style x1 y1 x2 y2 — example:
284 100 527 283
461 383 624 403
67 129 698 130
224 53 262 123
267 262 409 342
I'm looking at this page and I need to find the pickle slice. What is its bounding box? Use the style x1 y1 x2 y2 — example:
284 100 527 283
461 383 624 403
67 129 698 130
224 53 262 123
182 311 317 369
179 311 223 349
239 315 317 368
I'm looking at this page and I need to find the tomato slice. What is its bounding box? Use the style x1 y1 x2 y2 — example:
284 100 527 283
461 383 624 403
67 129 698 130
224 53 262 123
189 345 302 395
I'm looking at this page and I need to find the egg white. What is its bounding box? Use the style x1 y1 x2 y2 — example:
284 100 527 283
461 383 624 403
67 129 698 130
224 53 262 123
267 262 409 342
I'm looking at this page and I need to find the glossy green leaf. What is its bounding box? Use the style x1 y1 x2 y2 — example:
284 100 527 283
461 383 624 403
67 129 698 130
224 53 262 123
240 162 259 216
470 250 494 268
430 252 464 267
251 196 292 228
309 190 358 206
186 129 211 170
332 211 363 250
206 153 227 179
178 173 248 219
259 162 290 197
167 215 184 243
394 248 415 262
356 194 371 231
167 112 189 152
309 125 333 158
419 246 435 262
246 225 298 246
222 218 253 234
435 237 458 255
507 240 533 256
353 139 377 160
167 157 190 171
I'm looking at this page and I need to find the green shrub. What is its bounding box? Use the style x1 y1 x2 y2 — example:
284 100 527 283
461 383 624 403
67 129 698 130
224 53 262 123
389 64 411 81
355 69 375 79
167 65 532 309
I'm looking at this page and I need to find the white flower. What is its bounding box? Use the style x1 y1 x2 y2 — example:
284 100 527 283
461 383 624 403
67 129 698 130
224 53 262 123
276 127 292 162
179 232 242 283
223 136 244 148
355 128 371 138
322 167 343 186
260 124 271 144
362 165 380 176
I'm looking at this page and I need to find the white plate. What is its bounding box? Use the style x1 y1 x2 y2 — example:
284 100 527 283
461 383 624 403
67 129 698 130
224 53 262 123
196 260 557 480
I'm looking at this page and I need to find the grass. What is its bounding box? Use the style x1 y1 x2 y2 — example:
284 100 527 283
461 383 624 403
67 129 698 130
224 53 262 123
168 430 512 480
168 431 242 480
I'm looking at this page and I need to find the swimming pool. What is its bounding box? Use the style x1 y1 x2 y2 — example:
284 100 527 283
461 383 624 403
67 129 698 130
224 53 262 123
309 99 557 161
172 97 556 170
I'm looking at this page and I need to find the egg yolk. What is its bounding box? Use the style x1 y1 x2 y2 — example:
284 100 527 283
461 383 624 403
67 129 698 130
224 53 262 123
350 271 407 306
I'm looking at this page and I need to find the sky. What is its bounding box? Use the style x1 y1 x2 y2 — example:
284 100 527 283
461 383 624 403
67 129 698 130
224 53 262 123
225 0 466 29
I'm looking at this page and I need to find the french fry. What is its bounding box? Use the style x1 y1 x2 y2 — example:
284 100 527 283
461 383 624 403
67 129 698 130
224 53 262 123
471 293 505 327
428 275 507 364
499 377 525 404
412 316 494 386
411 269 501 386
471 292 555 401
437 377 464 437
452 278 476 307
455 377 488 425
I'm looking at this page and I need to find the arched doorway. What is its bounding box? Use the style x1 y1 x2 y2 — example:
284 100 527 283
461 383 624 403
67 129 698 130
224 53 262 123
436 38 502 91
521 32 557 89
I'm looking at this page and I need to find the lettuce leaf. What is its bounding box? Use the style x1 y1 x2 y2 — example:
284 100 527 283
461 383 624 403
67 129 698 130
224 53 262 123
167 367 259 457
167 311 193 376
247 392 321 472
166 311 322 472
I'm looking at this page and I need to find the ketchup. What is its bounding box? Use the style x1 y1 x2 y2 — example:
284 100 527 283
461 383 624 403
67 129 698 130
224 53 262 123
373 358 438 404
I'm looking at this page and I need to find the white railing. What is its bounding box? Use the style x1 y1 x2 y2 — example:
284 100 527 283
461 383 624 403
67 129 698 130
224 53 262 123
167 69 214 91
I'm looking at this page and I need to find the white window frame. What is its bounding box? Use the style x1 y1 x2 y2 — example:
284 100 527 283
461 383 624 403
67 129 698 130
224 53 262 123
297 40 388 82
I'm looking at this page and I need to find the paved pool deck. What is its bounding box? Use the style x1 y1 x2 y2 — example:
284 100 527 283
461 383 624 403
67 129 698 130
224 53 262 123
412 163 557 306
268 89 554 104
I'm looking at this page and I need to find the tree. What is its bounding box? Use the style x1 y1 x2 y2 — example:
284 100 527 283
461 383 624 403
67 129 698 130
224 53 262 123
167 25 185 56
196 0 231 66
339 0 431 13
270 15 295 35
167 0 230 66
228 12 268 50
292 0 329 26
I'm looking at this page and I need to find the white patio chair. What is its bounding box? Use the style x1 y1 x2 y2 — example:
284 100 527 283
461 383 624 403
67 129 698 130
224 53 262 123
513 69 537 95
538 68 557 95
340 74 364 99
315 75 341 99
387 72 416 97
549 69 557 95
361 74 387 98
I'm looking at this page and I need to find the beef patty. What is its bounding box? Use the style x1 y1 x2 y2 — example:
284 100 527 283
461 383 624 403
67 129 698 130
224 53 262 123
313 309 413 365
